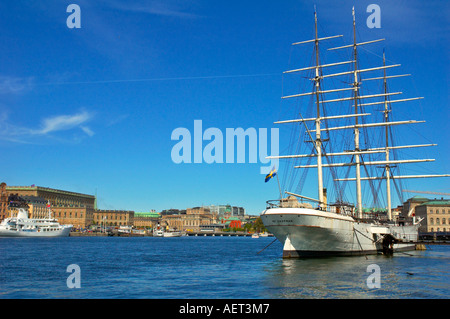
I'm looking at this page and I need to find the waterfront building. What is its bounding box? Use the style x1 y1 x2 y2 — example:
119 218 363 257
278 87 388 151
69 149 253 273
5 184 96 228
220 216 242 229
160 206 219 232
402 196 429 218
186 206 211 215
188 207 219 231
94 210 134 227
20 196 48 219
161 208 186 216
205 205 229 217
0 183 8 221
199 223 226 232
204 204 245 218
361 207 388 221
391 207 402 221
3 193 29 218
134 212 160 229
414 199 450 233
232 206 245 217
162 213 184 231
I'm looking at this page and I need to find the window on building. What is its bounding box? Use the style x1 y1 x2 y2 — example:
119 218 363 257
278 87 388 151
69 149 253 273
430 218 434 225
436 218 440 225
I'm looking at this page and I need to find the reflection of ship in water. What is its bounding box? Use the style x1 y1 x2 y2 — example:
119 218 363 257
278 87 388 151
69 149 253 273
262 254 419 298
261 8 449 258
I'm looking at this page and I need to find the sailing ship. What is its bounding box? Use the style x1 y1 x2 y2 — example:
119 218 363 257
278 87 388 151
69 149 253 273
260 8 449 258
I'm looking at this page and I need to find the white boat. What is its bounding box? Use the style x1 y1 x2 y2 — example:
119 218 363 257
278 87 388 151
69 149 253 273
0 208 72 238
163 231 182 237
261 8 448 258
262 203 421 257
252 233 260 239
118 225 132 233
153 224 164 237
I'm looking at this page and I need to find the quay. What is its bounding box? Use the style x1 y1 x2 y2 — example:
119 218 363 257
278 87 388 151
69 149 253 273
416 232 450 245
69 231 273 237
185 231 272 237
70 232 109 237
68 231 449 247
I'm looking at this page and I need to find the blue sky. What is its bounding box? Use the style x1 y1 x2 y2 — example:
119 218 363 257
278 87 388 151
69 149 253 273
0 0 448 214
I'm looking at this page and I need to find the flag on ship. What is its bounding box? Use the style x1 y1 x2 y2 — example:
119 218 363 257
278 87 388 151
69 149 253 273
265 166 277 183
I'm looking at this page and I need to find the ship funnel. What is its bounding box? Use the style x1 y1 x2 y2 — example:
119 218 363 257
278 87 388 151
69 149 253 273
17 208 29 220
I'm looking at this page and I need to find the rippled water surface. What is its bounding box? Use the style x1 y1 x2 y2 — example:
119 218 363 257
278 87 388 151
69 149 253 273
0 236 448 298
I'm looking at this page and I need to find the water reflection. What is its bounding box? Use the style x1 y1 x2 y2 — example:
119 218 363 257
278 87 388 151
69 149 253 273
0 237 447 299
260 248 450 299
262 256 373 298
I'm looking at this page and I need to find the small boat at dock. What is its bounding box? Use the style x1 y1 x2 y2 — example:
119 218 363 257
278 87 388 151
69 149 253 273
163 230 182 237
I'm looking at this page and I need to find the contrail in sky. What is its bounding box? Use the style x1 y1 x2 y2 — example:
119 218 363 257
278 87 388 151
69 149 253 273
37 73 280 86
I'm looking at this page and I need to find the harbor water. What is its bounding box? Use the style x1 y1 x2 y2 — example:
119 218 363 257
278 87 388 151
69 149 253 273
0 236 448 299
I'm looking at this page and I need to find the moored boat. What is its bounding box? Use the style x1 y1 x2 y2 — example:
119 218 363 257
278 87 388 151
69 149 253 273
0 207 72 238
261 8 448 258
163 230 182 237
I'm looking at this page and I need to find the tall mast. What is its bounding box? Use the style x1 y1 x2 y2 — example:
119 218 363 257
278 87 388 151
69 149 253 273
351 7 363 218
47 200 52 219
314 10 325 209
382 50 392 221
271 7 450 213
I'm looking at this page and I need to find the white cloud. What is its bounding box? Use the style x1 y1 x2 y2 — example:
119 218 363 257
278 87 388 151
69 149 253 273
81 126 95 137
0 76 34 94
106 0 200 18
0 110 95 144
35 111 93 135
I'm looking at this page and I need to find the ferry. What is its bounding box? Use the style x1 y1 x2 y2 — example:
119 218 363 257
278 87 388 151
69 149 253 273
0 207 72 237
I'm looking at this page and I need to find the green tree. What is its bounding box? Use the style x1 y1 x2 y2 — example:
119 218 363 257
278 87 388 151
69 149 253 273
253 217 267 233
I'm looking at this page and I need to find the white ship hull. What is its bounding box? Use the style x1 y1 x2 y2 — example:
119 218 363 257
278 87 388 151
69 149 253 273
261 207 417 258
163 231 182 237
0 226 72 238
0 208 72 238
